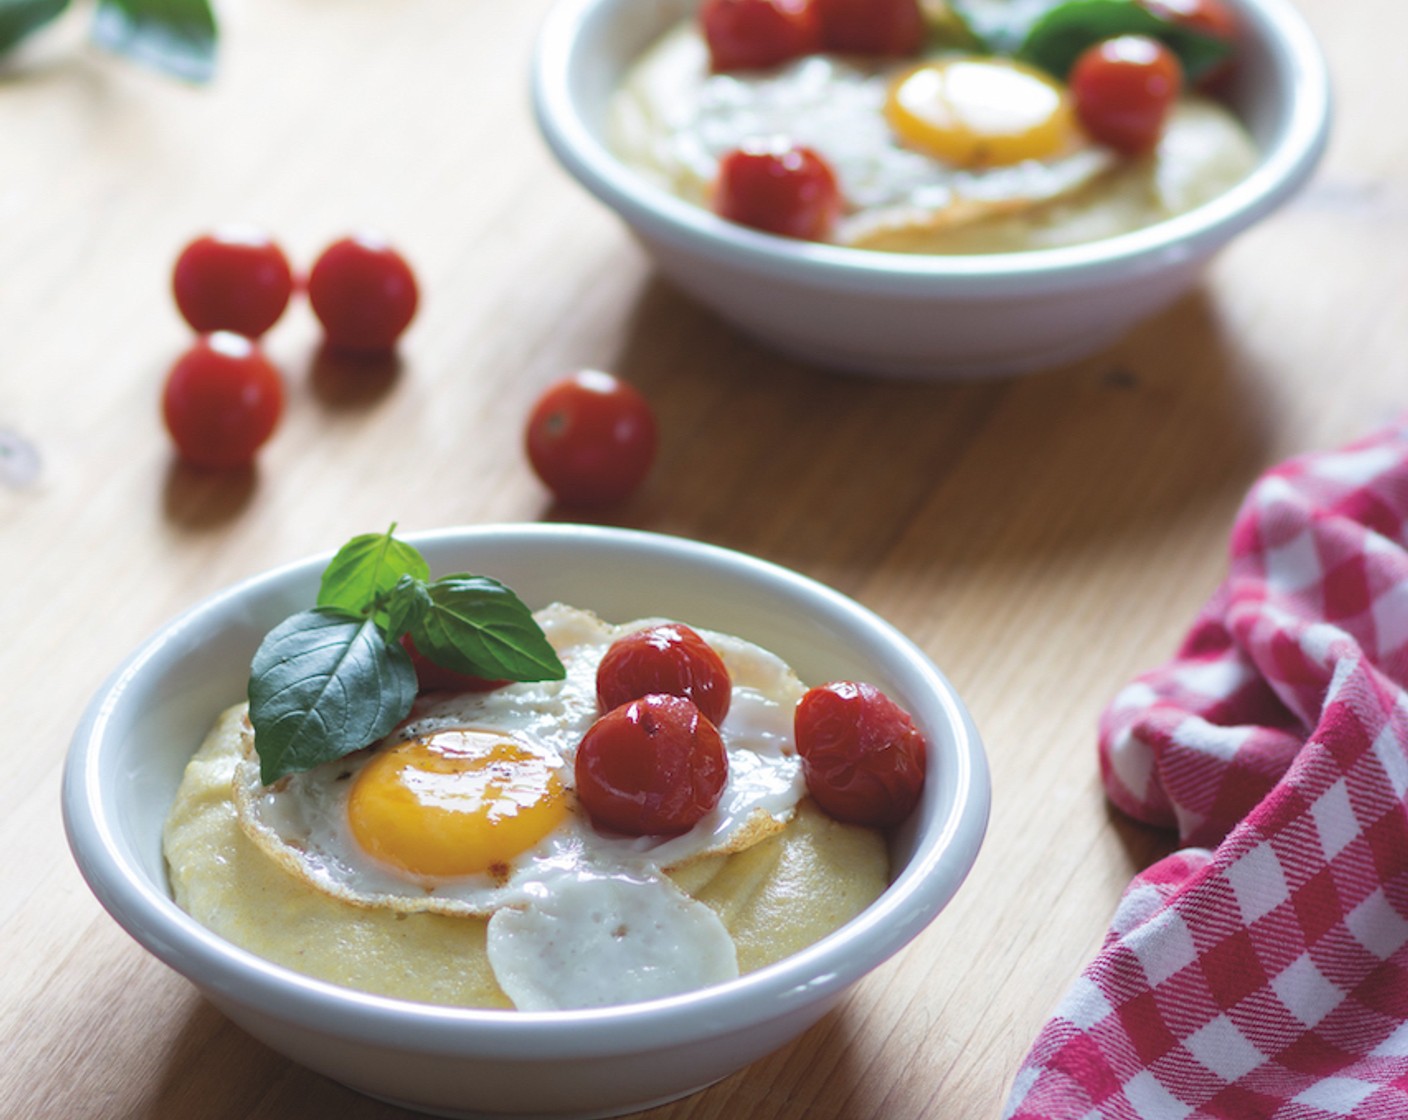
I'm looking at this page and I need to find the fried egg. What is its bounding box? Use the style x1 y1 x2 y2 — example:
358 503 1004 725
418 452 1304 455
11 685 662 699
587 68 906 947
611 24 1115 248
231 603 807 1009
610 22 1256 254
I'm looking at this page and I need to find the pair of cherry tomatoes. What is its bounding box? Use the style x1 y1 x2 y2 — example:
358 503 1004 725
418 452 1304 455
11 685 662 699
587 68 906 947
702 0 923 72
575 623 927 835
172 229 419 352
1071 0 1238 155
163 230 419 469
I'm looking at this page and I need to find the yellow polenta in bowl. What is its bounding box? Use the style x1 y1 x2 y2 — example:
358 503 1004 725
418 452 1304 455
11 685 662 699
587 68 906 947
164 603 892 1011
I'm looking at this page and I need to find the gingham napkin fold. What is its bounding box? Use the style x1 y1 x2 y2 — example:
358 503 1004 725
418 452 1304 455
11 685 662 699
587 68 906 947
1005 419 1408 1120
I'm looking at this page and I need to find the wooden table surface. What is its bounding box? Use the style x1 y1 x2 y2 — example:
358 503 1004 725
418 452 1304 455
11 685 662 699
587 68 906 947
2 1 1400 1116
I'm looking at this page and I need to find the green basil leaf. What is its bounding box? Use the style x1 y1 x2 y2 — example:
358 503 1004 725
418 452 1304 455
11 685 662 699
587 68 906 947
248 607 417 784
952 0 1064 56
317 528 431 619
0 0 68 54
925 1 987 52
91 0 217 82
409 575 566 682
384 575 432 641
1015 0 1231 81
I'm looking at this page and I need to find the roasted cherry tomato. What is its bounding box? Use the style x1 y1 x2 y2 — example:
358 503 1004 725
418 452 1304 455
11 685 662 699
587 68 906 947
1069 35 1183 156
1142 0 1238 86
794 681 927 828
700 0 821 71
307 234 419 354
812 0 925 56
714 142 842 241
161 332 284 469
172 228 294 338
399 634 507 693
524 370 658 506
597 624 732 726
575 694 728 835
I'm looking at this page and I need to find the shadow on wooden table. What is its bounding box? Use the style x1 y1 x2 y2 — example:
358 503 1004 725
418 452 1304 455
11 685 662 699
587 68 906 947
604 277 1274 597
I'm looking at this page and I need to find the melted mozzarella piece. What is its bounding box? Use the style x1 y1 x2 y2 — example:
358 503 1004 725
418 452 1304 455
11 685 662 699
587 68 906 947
486 871 739 1010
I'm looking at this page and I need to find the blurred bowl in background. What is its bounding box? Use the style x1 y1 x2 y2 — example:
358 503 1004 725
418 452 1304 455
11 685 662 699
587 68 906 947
532 0 1330 378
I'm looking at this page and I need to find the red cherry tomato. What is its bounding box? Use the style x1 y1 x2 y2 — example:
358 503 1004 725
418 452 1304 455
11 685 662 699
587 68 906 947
172 229 294 338
812 0 925 56
524 370 658 507
1142 0 1238 86
700 0 821 72
714 142 842 241
399 634 506 693
1069 35 1183 156
307 235 419 354
575 695 729 835
794 681 927 828
597 624 732 726
161 333 284 469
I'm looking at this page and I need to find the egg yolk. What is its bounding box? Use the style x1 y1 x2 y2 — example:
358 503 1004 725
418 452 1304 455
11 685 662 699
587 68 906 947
347 730 568 879
883 57 1076 167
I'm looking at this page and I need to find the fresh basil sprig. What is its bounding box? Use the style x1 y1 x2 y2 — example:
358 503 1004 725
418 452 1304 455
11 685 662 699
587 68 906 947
248 527 566 785
1014 0 1232 83
0 0 216 81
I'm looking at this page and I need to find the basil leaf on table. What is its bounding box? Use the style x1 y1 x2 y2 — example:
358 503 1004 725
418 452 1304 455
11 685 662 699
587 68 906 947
248 608 418 785
1016 0 1232 82
0 0 68 54
406 575 568 682
91 0 216 81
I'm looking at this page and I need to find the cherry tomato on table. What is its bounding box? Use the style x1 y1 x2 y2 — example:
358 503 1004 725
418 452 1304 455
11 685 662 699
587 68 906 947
1069 35 1183 156
575 694 729 835
307 234 419 355
812 0 925 56
597 624 733 726
794 681 927 828
161 332 284 469
524 370 658 507
700 0 821 71
714 142 842 241
172 228 294 338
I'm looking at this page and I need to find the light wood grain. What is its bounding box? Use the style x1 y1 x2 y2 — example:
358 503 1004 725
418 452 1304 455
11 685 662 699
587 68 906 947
1 1 1398 1116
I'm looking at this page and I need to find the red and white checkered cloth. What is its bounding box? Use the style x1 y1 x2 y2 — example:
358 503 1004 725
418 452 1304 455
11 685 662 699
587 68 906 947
1005 419 1408 1120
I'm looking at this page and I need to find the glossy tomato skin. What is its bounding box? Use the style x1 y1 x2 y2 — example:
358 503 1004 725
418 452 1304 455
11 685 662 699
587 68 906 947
525 370 658 506
162 333 284 469
172 229 294 338
714 143 842 241
700 0 821 71
794 681 927 828
1069 35 1183 156
575 695 729 835
813 0 925 56
307 235 419 354
399 634 507 693
596 624 732 726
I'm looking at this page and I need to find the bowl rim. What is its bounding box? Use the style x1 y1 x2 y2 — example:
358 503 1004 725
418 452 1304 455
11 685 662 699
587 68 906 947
63 523 990 1059
531 0 1331 296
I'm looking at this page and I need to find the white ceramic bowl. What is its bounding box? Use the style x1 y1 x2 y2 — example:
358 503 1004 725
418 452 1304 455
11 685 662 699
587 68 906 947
532 0 1330 378
63 524 989 1119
